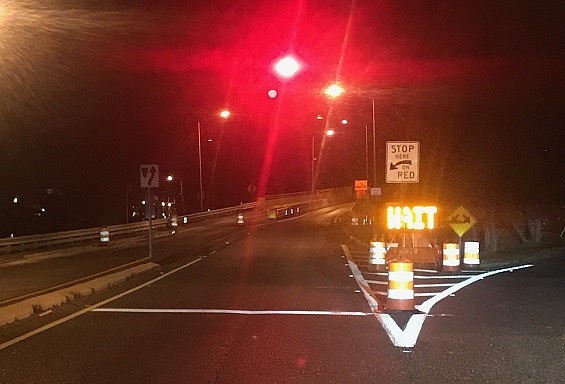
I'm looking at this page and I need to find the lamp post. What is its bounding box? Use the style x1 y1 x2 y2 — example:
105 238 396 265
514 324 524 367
197 110 231 212
166 175 184 215
311 128 335 193
324 83 377 188
197 120 203 212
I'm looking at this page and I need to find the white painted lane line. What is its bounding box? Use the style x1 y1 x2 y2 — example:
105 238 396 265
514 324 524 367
414 275 471 279
364 272 388 276
0 257 205 352
414 283 456 288
93 308 371 316
417 264 534 314
341 245 379 313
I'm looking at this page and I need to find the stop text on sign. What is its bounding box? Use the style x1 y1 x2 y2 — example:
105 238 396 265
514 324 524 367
387 206 438 230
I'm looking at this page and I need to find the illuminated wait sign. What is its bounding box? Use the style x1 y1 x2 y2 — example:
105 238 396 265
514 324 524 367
387 206 438 230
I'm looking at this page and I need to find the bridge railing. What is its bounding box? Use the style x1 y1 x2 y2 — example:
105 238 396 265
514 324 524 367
0 202 259 256
0 188 353 256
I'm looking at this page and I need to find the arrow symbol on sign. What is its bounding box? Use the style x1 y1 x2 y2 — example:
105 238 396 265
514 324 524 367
449 214 471 224
147 166 157 186
389 160 412 170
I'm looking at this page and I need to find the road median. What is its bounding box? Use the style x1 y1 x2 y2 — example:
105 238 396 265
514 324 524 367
0 262 159 327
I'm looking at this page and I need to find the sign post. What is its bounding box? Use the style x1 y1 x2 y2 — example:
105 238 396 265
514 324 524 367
386 141 420 183
140 164 159 258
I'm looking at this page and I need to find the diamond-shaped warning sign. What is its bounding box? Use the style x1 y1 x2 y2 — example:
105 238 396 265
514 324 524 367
448 206 477 237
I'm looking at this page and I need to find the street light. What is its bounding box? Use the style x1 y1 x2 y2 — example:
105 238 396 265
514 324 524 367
166 175 184 215
197 110 231 212
273 55 301 79
323 83 377 188
324 83 345 98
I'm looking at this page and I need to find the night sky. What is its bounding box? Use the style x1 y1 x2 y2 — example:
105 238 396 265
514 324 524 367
0 0 563 233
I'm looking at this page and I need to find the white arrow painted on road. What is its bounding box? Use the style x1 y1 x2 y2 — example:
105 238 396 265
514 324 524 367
341 245 533 349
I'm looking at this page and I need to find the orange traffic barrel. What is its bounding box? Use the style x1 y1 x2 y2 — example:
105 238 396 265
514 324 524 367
99 226 110 245
236 211 245 226
442 242 460 272
463 241 480 266
369 237 386 269
386 259 414 311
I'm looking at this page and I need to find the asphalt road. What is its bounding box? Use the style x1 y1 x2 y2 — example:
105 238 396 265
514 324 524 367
0 209 563 383
0 213 259 304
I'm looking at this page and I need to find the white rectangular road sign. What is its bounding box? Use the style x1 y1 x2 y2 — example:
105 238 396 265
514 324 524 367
386 141 419 183
140 164 159 188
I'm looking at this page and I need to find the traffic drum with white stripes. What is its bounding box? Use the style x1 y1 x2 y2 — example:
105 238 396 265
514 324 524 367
386 259 414 311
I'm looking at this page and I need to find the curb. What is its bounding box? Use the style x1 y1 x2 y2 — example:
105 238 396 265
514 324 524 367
0 262 160 327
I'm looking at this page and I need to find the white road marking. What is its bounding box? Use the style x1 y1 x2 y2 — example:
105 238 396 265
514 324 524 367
0 257 205 351
414 274 471 279
414 283 456 288
417 264 533 314
340 244 534 349
93 308 371 316
376 313 427 349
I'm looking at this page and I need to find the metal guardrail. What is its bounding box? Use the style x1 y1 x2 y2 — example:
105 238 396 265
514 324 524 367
0 187 353 256
0 201 260 255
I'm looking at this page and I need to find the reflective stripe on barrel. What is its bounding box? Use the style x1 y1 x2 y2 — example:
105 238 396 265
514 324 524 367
442 242 460 267
463 241 480 265
387 259 414 310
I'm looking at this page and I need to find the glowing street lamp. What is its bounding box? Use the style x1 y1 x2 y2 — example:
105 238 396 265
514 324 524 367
274 55 301 79
324 83 345 98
